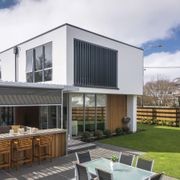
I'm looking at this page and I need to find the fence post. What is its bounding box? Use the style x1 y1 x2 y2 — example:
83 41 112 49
176 108 180 127
152 108 157 121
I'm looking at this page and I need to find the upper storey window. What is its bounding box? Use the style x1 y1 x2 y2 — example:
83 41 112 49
26 42 52 82
74 39 117 88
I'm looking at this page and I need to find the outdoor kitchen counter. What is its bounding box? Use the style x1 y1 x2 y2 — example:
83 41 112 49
0 128 66 140
0 128 67 158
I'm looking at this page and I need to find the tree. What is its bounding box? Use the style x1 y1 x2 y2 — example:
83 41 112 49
139 77 177 107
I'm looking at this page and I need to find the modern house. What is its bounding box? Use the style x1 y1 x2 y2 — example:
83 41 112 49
0 23 143 137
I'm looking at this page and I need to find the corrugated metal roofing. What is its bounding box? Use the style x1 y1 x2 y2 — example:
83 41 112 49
0 94 61 106
0 81 77 106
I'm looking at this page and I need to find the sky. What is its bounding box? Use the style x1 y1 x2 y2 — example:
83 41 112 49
0 0 180 83
0 0 17 9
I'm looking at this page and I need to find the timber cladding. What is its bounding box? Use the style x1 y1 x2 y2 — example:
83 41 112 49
51 132 66 157
107 95 127 132
137 107 180 126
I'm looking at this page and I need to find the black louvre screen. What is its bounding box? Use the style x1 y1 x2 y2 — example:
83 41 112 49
74 39 117 88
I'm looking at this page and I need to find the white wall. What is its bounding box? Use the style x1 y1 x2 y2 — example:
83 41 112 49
67 25 143 95
0 24 143 96
0 49 15 81
0 26 67 84
127 95 137 132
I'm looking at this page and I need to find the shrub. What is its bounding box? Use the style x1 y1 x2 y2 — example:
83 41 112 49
162 120 167 126
115 128 123 135
111 155 118 162
81 131 91 142
142 118 149 124
94 130 103 139
151 119 158 125
157 120 162 125
104 129 111 137
169 121 173 127
165 121 170 126
172 122 177 127
122 126 130 133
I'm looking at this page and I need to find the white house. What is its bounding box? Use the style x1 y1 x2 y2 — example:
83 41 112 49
0 23 143 137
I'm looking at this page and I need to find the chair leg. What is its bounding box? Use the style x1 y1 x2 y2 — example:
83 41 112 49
30 149 33 167
32 144 34 161
49 145 52 162
38 147 41 164
15 152 18 171
8 152 11 169
50 146 52 162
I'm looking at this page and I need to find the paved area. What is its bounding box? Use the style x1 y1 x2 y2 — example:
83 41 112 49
0 143 177 180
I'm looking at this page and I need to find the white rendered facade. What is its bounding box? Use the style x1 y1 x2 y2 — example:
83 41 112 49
0 24 143 134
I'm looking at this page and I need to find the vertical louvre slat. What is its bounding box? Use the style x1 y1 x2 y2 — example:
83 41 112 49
74 40 77 84
74 39 117 88
80 41 82 85
77 40 80 85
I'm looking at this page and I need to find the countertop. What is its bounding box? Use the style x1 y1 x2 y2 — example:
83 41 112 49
0 128 66 140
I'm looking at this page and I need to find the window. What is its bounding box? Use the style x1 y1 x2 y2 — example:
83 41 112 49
0 107 14 126
0 59 1 79
39 106 61 129
26 42 52 82
96 94 106 130
85 94 95 132
72 94 84 135
74 39 117 88
71 93 106 136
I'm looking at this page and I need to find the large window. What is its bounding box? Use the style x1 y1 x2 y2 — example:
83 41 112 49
72 94 84 136
96 94 106 130
26 42 52 82
72 93 106 136
74 39 117 88
39 106 60 129
85 94 95 132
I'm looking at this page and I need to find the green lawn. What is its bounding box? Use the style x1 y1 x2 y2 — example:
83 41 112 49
99 124 180 179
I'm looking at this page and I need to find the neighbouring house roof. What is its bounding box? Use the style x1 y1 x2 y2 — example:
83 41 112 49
173 78 180 96
174 78 180 86
0 23 143 54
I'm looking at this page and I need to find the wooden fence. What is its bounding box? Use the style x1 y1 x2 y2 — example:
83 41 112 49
72 107 106 121
137 107 180 127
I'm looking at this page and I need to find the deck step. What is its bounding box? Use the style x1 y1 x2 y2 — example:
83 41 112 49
68 139 86 148
68 140 96 154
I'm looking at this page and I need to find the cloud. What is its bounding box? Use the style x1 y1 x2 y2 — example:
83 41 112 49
144 51 180 83
0 0 180 52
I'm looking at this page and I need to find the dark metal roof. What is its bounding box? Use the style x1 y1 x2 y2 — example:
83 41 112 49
0 81 78 91
0 81 78 106
0 23 143 54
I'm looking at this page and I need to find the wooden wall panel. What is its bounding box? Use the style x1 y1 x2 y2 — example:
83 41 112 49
51 132 66 157
107 95 127 132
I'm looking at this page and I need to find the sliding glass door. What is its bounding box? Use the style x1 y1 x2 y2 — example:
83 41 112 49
96 95 106 130
71 93 106 136
85 94 95 132
39 106 61 129
71 94 84 136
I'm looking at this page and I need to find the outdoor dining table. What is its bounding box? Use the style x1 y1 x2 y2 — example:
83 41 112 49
82 157 155 180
